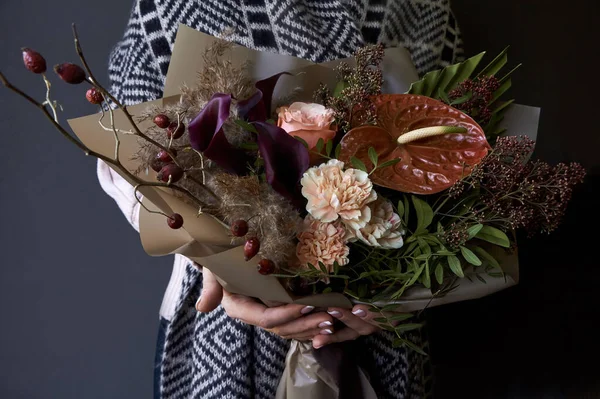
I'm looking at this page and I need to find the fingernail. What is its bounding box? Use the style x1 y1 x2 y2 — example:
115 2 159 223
352 309 367 318
320 329 333 335
314 344 323 349
328 310 342 318
195 297 202 311
301 306 315 314
318 321 333 328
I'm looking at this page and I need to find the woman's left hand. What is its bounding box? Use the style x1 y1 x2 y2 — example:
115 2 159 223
311 305 397 349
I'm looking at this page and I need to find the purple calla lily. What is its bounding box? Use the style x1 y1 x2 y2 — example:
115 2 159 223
254 121 309 204
188 93 252 175
237 72 290 122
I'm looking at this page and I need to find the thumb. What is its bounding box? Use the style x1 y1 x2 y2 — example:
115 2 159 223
195 268 223 313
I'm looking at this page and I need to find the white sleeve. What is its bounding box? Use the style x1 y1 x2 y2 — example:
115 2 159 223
97 159 141 232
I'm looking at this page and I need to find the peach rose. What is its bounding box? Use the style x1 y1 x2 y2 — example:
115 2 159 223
301 159 377 230
346 198 405 249
296 216 349 271
277 102 336 153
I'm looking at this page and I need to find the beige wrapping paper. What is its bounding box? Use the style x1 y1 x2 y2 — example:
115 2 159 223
67 24 540 398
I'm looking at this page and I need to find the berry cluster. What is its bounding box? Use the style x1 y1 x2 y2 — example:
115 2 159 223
230 220 275 275
448 76 501 125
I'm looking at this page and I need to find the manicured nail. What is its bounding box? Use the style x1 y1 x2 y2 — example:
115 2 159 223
320 329 333 335
318 321 333 328
195 297 202 311
301 306 315 314
327 310 342 318
352 309 367 318
314 343 323 349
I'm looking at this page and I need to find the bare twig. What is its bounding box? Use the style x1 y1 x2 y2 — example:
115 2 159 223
41 74 58 122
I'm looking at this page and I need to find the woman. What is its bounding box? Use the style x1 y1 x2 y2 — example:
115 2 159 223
98 1 464 398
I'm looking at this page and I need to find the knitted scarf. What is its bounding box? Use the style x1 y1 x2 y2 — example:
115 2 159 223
108 1 463 398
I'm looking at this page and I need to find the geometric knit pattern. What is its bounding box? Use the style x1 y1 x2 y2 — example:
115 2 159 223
107 1 464 397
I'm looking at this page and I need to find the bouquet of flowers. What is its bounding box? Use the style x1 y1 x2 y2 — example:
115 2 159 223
1 24 585 397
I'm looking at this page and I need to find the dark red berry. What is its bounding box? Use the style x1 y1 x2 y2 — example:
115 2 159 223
22 48 46 74
167 122 185 139
157 163 184 183
150 159 164 172
257 259 276 275
156 149 177 162
54 63 86 84
243 237 260 261
153 114 170 128
85 87 103 104
230 220 249 237
167 213 184 229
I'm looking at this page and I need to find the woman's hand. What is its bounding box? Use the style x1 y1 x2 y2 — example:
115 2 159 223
195 268 335 340
311 305 396 349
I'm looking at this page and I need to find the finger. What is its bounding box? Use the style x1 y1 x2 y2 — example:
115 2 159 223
312 327 360 349
221 291 315 328
270 313 333 337
280 326 334 341
327 308 379 336
195 268 223 313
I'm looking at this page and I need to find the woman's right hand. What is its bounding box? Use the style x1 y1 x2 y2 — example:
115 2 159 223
195 268 334 340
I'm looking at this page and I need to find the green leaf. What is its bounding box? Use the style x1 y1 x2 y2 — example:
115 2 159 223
368 147 378 168
381 304 402 312
294 136 309 148
476 226 510 247
318 261 328 274
467 224 484 239
234 119 258 134
491 78 512 103
476 274 487 284
316 138 325 153
333 80 348 97
325 139 333 157
472 246 501 269
394 323 423 332
460 246 482 266
435 263 444 284
415 254 430 260
389 313 413 322
476 46 509 78
377 158 401 170
374 317 388 323
403 196 410 225
333 261 340 275
307 263 317 271
448 255 464 277
334 143 341 159
322 287 333 294
412 196 434 231
438 88 451 104
401 339 428 356
450 91 473 106
397 200 405 220
423 261 431 288
407 52 486 97
265 118 276 125
422 69 441 97
351 156 368 172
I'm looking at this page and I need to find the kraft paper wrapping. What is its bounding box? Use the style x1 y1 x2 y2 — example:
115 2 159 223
67 24 541 398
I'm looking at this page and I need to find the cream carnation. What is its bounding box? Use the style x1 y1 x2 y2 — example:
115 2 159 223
346 198 405 249
300 159 377 229
296 216 349 271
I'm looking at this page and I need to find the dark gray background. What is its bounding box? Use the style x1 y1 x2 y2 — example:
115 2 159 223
0 1 598 398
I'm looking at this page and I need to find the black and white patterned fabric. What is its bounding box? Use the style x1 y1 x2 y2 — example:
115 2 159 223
108 1 462 397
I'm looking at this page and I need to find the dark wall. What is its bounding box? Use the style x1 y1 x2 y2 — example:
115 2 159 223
429 1 600 398
0 2 172 398
0 1 598 398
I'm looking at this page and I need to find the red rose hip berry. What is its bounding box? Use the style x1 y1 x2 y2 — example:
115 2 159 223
167 121 185 139
86 87 103 104
243 237 260 261
153 114 170 128
230 220 249 237
157 163 184 183
54 63 86 84
22 48 46 74
167 213 184 229
257 259 275 275
156 149 177 162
